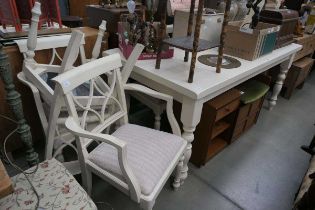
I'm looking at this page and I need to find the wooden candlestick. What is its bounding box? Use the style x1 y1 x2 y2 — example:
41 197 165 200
216 0 232 73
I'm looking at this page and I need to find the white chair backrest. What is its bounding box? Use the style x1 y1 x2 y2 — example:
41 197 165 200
16 2 106 66
79 20 107 64
53 54 125 140
121 43 144 84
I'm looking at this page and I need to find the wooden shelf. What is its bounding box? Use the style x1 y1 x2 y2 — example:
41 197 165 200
162 36 219 52
211 121 230 139
206 137 228 161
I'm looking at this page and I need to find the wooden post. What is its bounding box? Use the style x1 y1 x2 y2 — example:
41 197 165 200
0 44 39 166
91 20 107 60
188 0 204 83
155 0 167 69
25 2 41 64
216 0 232 73
184 0 196 62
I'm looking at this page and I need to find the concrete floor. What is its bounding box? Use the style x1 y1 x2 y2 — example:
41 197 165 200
92 72 315 210
4 73 314 210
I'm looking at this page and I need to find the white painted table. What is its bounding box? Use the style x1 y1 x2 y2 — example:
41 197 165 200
106 43 302 186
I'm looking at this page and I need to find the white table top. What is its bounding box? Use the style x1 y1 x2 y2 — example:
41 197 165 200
107 43 301 101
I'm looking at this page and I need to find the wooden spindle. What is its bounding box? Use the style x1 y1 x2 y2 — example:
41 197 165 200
25 2 41 63
188 0 204 83
0 44 39 166
91 20 107 60
216 0 232 73
184 0 196 62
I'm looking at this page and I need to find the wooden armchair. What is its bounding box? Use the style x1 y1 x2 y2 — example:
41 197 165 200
52 54 187 210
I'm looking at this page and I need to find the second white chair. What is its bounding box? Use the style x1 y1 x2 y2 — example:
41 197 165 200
53 54 187 210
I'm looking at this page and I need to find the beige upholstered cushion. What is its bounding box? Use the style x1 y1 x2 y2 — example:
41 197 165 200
88 124 186 195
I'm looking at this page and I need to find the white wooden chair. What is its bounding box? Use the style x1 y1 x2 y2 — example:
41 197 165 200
17 2 107 174
52 54 187 210
103 46 166 130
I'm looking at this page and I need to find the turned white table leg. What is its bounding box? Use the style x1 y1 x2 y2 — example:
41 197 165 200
268 54 295 110
179 99 203 185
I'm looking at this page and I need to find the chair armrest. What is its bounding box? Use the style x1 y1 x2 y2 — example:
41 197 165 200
124 83 181 136
17 72 49 132
64 117 141 202
65 117 125 148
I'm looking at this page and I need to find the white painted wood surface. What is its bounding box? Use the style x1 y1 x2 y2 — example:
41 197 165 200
52 54 187 210
17 4 109 175
105 43 302 185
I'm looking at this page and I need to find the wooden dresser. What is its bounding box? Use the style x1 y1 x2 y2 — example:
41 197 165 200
191 89 241 167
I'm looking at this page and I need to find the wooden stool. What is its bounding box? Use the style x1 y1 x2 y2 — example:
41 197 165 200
231 79 270 141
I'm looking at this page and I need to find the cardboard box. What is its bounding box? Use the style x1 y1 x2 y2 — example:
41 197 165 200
117 22 174 60
224 21 280 61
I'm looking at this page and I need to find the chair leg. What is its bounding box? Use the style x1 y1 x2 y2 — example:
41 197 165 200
173 154 184 190
140 200 155 210
154 114 161 130
82 167 93 196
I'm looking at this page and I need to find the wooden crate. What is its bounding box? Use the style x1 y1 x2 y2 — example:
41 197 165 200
294 34 315 62
283 57 314 99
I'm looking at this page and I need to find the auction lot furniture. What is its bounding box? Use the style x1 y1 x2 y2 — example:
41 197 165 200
268 33 315 99
86 5 143 48
231 76 270 141
105 42 301 185
191 89 241 167
0 27 108 153
53 54 187 210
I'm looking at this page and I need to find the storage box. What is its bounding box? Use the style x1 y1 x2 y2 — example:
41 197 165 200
224 21 280 61
259 9 299 48
117 22 174 60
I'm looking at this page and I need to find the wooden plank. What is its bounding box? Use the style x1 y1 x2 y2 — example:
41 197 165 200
0 27 71 39
206 137 228 161
211 120 230 139
207 88 241 109
163 37 219 52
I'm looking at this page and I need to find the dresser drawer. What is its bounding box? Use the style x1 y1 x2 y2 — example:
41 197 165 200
215 99 240 122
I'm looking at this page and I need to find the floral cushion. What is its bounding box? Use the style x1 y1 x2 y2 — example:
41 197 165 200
0 158 97 210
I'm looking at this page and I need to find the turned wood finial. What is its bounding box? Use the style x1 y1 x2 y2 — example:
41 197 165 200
25 2 41 63
91 20 107 60
0 44 39 166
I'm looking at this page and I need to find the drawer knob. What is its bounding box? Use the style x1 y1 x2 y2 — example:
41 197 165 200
225 107 230 112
